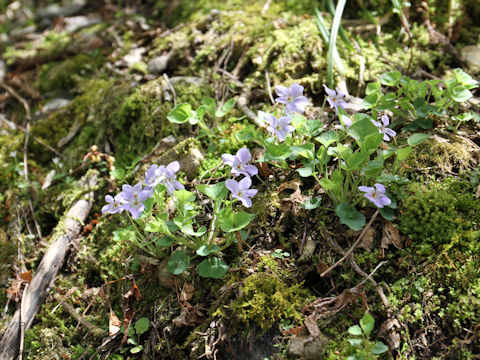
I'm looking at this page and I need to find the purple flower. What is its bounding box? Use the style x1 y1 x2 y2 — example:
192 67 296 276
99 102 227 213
323 84 347 114
372 115 396 142
222 148 258 177
225 176 258 208
274 83 310 114
144 164 159 191
156 161 184 195
101 194 125 215
261 112 295 142
121 182 151 219
359 183 391 208
335 114 352 131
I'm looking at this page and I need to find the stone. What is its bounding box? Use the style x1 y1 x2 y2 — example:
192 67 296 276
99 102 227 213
287 334 330 360
147 54 170 74
64 15 103 33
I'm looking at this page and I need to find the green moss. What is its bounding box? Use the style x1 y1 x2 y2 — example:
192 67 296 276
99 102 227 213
37 53 104 94
226 254 312 332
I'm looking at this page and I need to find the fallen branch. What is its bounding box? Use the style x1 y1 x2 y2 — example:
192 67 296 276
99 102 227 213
0 171 98 360
52 294 105 337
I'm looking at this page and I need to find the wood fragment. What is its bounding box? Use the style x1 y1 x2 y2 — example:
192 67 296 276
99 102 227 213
0 171 98 360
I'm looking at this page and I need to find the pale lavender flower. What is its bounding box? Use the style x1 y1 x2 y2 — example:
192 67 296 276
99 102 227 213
359 183 391 208
274 83 310 114
225 176 258 208
323 84 347 114
261 112 295 142
144 164 159 191
335 114 353 131
156 161 184 195
372 115 396 142
101 194 125 215
121 182 151 219
222 148 258 177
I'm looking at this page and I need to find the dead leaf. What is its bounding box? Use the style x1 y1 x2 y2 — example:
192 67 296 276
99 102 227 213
173 302 206 327
359 226 376 250
18 270 32 282
109 309 122 336
379 317 401 349
277 178 303 194
381 222 402 250
180 283 195 302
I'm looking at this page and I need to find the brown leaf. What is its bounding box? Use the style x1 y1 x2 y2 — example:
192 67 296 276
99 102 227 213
180 283 195 302
109 309 122 336
18 270 32 283
277 178 303 194
359 226 376 250
304 315 320 338
381 222 402 249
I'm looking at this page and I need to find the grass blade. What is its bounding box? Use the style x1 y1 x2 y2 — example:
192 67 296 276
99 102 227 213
327 0 347 88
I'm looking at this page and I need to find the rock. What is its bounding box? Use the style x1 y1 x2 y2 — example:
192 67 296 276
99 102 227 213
123 47 145 67
461 45 480 72
140 138 204 181
147 54 170 74
42 98 71 113
37 0 86 18
287 334 330 360
64 15 103 33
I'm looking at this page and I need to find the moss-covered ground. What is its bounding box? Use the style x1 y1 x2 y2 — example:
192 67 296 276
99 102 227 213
1 0 480 359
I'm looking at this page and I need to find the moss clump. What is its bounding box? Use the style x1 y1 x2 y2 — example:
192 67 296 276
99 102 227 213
227 255 311 332
399 186 460 253
37 53 104 94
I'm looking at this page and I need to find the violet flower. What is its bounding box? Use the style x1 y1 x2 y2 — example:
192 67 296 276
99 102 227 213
323 84 347 114
101 194 125 215
222 148 258 177
359 183 391 208
372 115 396 142
225 176 258 208
261 112 295 142
121 182 151 219
156 161 184 195
335 114 353 131
274 83 310 114
144 164 159 192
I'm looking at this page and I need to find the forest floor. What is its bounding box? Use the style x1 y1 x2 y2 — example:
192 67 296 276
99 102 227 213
1 1 480 359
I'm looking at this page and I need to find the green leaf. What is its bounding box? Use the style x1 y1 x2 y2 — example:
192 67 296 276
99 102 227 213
198 257 229 278
365 81 381 95
130 345 143 354
196 245 220 256
202 97 216 117
220 211 255 232
265 143 291 161
362 133 383 154
335 203 366 231
305 119 323 137
296 162 316 177
361 93 380 109
291 143 315 160
197 182 228 200
347 338 363 346
454 68 479 89
380 71 402 86
371 341 389 354
167 103 192 123
348 118 380 141
173 189 196 203
396 147 412 161
154 236 175 247
347 325 363 336
236 124 263 141
451 85 472 102
110 168 125 180
345 152 365 170
167 250 190 275
316 130 339 148
145 214 170 233
215 98 235 117
181 224 207 237
407 133 429 146
359 313 375 336
379 207 395 220
302 197 322 209
134 317 150 335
